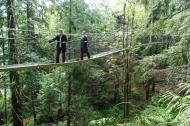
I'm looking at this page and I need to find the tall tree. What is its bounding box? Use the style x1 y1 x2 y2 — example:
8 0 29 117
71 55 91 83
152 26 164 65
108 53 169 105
26 0 37 123
123 2 130 119
67 0 72 125
7 0 23 125
0 20 7 125
27 0 34 38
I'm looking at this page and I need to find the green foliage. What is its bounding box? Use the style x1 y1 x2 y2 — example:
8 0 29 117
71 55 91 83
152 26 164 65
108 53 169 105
141 105 173 126
100 107 122 118
138 82 190 126
25 122 35 126
37 67 67 121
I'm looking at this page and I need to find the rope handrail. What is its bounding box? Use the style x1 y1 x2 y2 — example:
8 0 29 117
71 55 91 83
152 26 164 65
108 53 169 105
0 41 169 72
0 32 125 47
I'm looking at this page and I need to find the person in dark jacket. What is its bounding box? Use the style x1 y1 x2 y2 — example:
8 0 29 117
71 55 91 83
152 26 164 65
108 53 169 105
49 29 68 63
80 31 90 60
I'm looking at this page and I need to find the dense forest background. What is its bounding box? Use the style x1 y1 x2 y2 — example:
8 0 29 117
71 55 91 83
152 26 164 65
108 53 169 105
0 0 190 126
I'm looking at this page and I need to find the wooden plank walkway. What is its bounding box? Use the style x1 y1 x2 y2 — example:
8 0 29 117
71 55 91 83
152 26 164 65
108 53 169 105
0 48 128 72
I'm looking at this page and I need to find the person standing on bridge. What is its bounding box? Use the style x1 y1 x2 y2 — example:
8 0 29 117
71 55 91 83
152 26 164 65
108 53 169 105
49 29 68 63
80 31 90 60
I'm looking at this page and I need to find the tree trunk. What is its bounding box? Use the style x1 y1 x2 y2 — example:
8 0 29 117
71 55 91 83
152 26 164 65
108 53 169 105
126 4 130 119
124 54 129 118
7 0 23 125
152 78 155 92
186 42 190 81
10 73 23 126
113 74 119 103
67 75 72 126
145 80 151 101
27 0 35 39
4 87 7 125
123 2 129 119
1 26 8 125
67 0 72 125
3 77 7 125
26 0 37 123
31 92 37 123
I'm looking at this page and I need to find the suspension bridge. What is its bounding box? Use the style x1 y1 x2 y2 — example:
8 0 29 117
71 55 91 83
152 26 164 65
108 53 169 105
0 27 173 72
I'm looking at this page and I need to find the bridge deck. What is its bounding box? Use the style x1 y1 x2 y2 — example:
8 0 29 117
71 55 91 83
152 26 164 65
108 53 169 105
0 48 128 72
0 42 168 72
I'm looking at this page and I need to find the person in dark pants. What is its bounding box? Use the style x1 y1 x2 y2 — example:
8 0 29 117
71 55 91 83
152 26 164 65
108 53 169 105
49 29 68 63
80 31 90 60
